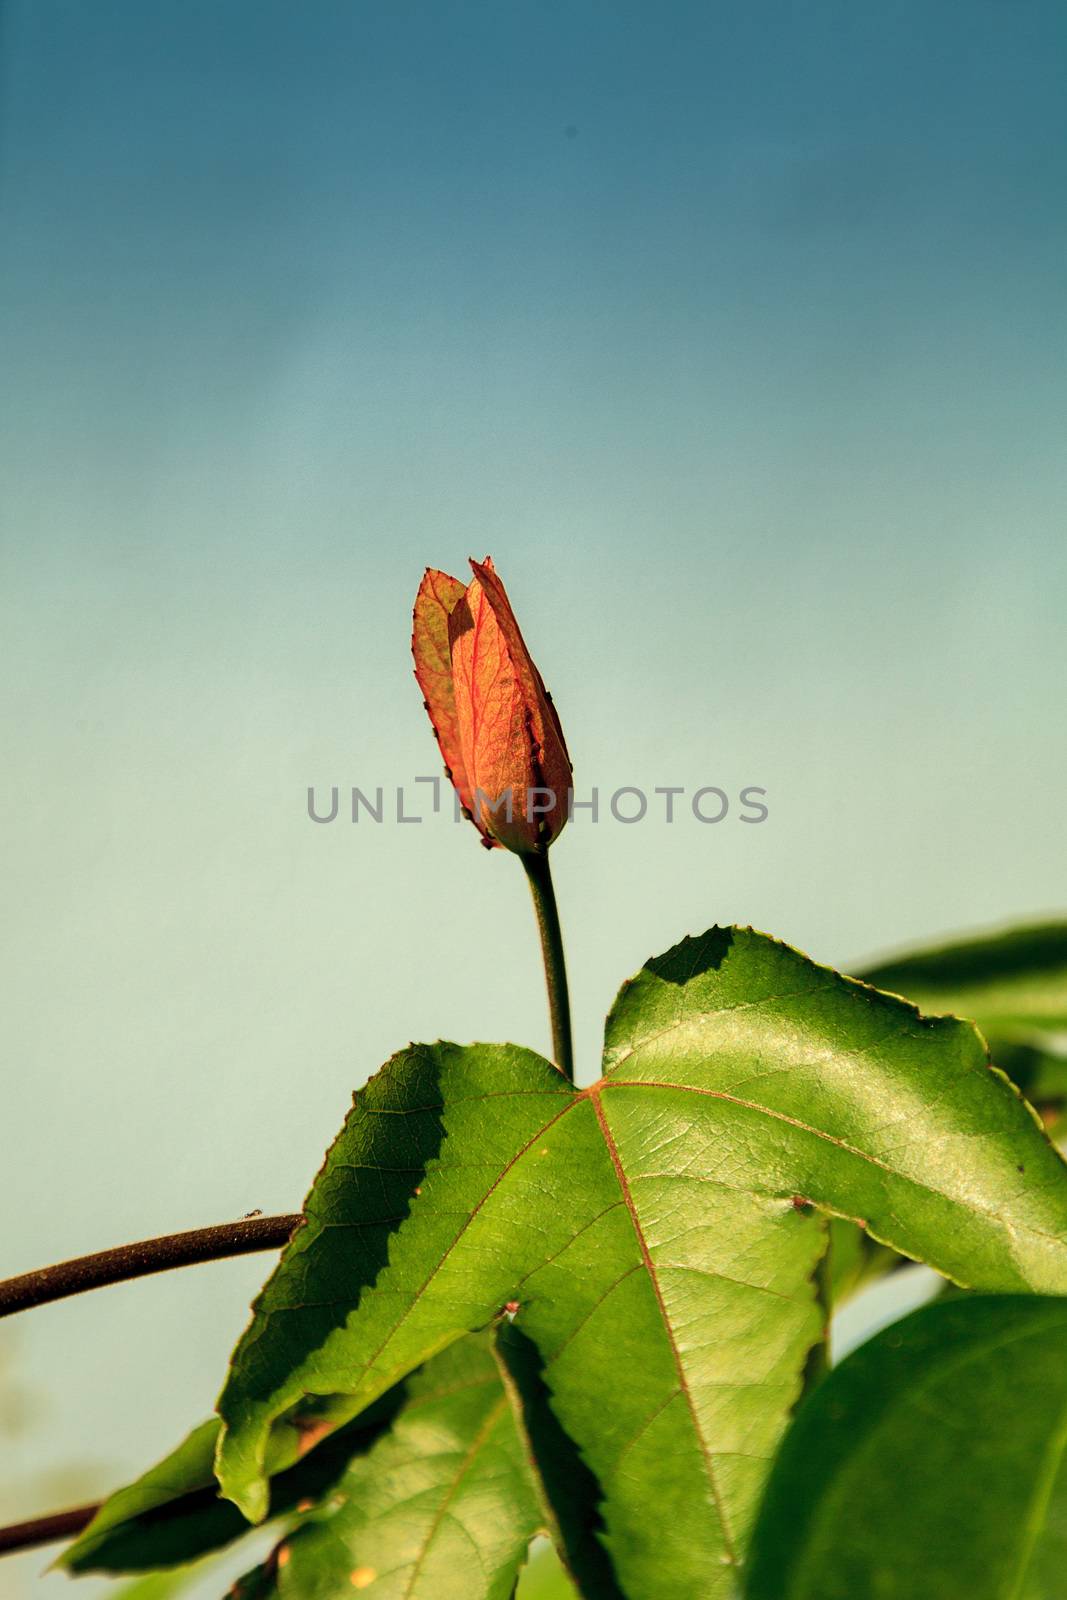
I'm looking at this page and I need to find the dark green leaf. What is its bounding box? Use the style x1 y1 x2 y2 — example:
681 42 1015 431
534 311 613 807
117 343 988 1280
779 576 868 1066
745 1293 1067 1600
215 927 1067 1598
62 1393 402 1573
233 1332 542 1599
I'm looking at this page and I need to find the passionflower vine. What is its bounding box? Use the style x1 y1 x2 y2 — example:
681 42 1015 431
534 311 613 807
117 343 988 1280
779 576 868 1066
412 558 572 855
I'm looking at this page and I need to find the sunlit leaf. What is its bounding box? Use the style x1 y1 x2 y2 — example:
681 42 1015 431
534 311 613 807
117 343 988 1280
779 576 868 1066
233 1332 542 1599
861 920 1067 1110
213 926 1067 1597
823 919 1067 1300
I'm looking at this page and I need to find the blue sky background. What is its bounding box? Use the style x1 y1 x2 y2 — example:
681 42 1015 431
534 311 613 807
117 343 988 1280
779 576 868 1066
2 2 1066 1592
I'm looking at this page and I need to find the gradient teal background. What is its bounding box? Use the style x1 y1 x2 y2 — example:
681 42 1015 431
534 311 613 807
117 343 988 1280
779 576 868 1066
2 2 1066 1593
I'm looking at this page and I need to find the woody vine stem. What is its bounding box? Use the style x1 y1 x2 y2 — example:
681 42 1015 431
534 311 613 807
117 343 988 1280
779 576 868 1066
523 849 574 1082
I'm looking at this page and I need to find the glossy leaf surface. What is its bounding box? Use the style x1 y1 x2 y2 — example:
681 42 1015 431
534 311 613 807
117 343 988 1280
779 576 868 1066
214 926 1067 1598
861 920 1067 1108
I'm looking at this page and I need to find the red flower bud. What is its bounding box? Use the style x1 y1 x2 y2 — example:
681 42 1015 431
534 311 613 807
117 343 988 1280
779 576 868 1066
412 558 572 853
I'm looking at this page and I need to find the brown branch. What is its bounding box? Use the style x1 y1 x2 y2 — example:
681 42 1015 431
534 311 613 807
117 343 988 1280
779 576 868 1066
0 1213 301 1319
0 1215 302 1561
0 1503 99 1556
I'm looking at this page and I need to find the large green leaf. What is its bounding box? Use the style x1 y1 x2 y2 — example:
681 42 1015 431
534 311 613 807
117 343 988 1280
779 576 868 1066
214 926 1067 1598
744 1294 1067 1600
231 1332 542 1599
860 920 1067 1108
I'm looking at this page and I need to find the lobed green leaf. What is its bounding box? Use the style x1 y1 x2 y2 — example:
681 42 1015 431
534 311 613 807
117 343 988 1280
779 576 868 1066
213 926 1067 1598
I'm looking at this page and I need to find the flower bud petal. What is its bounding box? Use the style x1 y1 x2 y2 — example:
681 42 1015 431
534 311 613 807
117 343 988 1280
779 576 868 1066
412 568 494 846
448 558 572 853
413 559 573 855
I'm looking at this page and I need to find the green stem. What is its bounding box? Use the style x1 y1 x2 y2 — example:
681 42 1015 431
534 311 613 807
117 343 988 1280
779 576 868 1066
522 851 574 1082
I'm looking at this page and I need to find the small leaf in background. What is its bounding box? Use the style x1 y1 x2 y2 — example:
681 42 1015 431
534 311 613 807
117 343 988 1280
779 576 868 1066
744 1294 1067 1600
63 1393 403 1573
515 1541 578 1598
212 927 1067 1598
108 1550 251 1600
824 1215 896 1307
61 1421 220 1573
860 920 1067 1117
110 1569 202 1600
234 1333 542 1600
